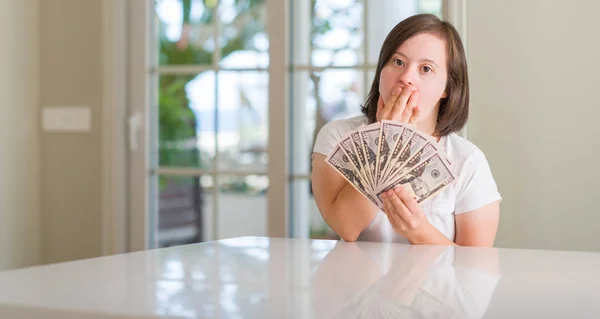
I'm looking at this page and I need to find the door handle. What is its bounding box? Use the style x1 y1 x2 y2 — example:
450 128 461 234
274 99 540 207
128 112 142 151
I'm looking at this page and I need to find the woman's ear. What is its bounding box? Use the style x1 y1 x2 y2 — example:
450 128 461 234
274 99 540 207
441 90 448 99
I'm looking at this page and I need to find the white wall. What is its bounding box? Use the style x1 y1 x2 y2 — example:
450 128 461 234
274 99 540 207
0 0 41 270
467 0 600 251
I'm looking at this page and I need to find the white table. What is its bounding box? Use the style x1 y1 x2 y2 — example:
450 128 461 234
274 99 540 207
0 237 598 318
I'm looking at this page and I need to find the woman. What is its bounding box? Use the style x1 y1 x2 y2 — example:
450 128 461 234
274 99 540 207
311 14 501 247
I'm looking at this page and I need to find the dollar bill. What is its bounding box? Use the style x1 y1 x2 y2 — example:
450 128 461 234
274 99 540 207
376 153 455 204
379 126 414 187
358 124 381 189
383 141 446 188
339 134 373 192
383 131 429 187
375 121 405 189
350 131 374 191
326 144 379 206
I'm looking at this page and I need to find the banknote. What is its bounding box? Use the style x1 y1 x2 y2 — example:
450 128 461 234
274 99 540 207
382 141 445 189
375 120 405 189
376 153 455 204
326 144 379 205
350 130 374 190
328 120 454 207
383 131 429 187
339 134 373 192
358 124 381 189
379 126 414 185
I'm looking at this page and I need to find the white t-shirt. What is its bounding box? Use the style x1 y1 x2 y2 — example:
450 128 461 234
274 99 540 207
313 115 502 243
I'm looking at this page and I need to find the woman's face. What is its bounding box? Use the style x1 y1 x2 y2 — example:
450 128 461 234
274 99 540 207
378 32 449 125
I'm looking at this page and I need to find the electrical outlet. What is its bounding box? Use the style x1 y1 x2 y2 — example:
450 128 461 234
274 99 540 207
42 107 91 133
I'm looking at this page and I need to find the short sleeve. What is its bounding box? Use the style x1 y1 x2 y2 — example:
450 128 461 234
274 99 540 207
312 121 341 157
454 150 502 214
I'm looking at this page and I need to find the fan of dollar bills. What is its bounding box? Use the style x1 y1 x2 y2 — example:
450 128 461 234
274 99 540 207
325 120 456 209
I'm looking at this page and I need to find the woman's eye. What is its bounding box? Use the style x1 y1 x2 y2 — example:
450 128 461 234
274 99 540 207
393 58 404 66
422 66 432 73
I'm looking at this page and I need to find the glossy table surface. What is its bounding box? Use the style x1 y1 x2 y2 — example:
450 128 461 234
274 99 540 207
0 237 599 318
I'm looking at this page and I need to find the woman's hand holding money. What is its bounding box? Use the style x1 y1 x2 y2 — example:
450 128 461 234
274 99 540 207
381 185 429 240
376 85 420 124
382 185 454 245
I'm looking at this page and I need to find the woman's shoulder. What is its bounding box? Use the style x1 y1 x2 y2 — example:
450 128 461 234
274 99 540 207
322 115 369 134
313 115 368 156
442 132 488 166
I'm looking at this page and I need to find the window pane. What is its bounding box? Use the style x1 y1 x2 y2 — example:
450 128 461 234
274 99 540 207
419 0 444 17
290 179 339 240
157 175 213 247
317 69 366 124
218 0 269 69
290 70 315 177
158 70 268 172
156 0 216 65
366 0 442 65
367 69 376 89
217 175 268 239
217 71 268 174
312 0 364 67
158 72 215 170
291 69 365 176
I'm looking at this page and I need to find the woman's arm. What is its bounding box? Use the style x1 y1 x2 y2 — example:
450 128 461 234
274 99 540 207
410 200 500 247
454 200 500 247
311 153 379 242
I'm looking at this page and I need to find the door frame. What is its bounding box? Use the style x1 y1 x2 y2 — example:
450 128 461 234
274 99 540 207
101 0 128 255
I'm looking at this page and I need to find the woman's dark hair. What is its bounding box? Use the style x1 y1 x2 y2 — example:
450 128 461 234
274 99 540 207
362 14 469 137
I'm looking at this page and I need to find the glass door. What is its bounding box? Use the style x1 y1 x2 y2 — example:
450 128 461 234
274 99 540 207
128 0 285 249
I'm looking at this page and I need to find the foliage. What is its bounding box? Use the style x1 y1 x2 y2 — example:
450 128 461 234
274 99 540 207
157 0 265 189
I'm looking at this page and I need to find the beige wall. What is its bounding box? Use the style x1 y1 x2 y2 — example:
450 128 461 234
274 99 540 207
467 0 600 251
0 0 106 270
39 0 104 264
0 0 41 270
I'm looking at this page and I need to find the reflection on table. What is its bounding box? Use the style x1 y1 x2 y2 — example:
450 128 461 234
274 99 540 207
312 242 501 319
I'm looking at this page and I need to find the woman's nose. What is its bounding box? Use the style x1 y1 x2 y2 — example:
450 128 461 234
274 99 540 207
398 69 417 86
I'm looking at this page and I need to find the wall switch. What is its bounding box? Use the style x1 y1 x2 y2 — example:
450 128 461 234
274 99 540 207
42 107 91 133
